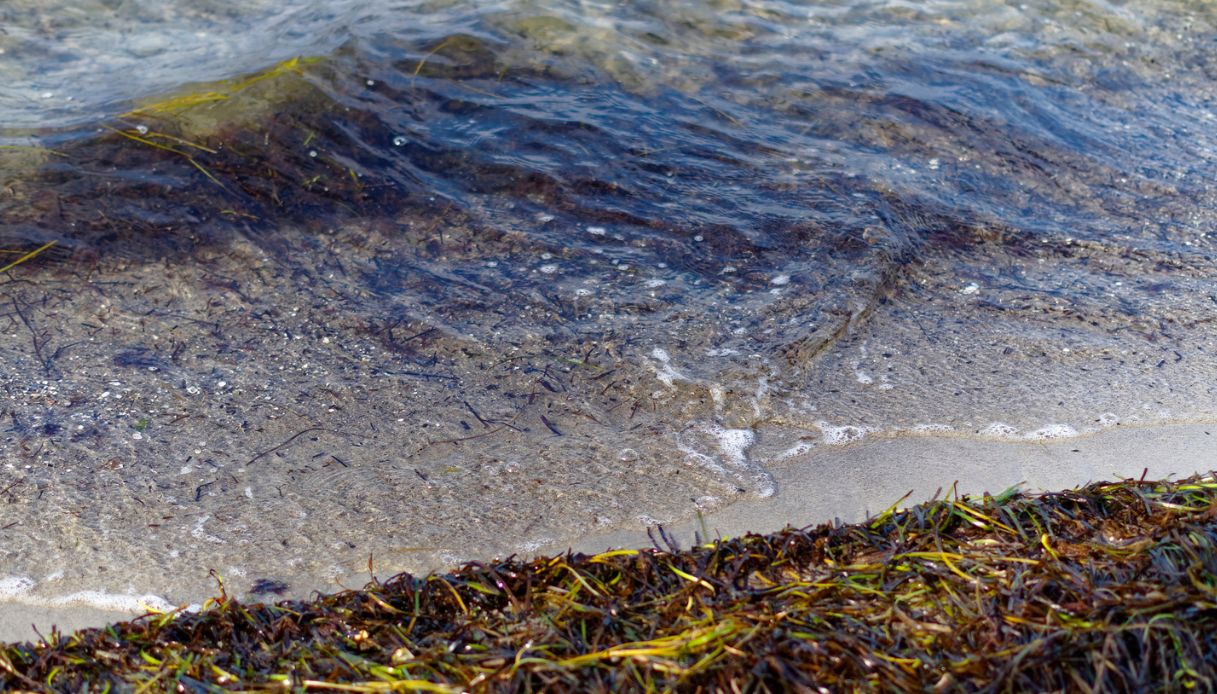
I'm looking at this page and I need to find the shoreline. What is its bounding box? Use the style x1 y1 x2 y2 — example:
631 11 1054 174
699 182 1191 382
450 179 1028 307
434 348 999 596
575 420 1216 556
3 420 1213 644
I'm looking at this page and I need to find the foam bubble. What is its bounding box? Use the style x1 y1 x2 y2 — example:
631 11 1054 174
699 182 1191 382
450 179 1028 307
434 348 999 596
677 424 775 497
1025 424 1079 440
53 591 175 613
978 422 1081 441
676 439 726 477
707 425 755 468
0 576 35 598
0 576 177 614
819 423 869 446
910 423 955 434
980 422 1020 439
191 515 227 544
438 551 466 567
650 348 687 387
774 441 815 460
514 538 553 554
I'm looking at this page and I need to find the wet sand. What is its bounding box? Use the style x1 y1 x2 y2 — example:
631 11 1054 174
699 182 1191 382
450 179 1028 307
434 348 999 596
4 421 1212 644
1 220 1214 646
581 421 1217 553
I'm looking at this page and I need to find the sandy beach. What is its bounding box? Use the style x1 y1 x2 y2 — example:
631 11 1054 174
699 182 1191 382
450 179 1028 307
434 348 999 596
4 420 1211 644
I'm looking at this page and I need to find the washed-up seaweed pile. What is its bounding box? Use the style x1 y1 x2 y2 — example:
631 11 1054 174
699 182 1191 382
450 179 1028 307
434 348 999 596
3 474 1216 692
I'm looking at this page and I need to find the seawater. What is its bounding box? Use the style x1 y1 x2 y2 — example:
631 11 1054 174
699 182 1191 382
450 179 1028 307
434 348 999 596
2 0 1217 614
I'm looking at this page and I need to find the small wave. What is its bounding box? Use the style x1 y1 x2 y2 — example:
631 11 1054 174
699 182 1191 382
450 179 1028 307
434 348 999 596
0 575 182 614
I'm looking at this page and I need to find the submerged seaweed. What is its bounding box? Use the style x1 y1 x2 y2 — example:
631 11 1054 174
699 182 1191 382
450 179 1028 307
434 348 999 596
3 474 1215 691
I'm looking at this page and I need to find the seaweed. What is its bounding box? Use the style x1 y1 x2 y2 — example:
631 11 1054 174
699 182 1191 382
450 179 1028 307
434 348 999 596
0 55 375 264
3 474 1216 691
0 240 56 274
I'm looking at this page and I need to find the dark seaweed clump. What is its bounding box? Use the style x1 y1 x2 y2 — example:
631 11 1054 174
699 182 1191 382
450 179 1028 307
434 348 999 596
2 474 1215 692
2 46 878 281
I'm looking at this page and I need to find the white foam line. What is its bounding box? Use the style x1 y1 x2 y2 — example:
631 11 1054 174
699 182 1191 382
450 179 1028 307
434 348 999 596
909 423 955 434
0 575 180 614
1024 424 1080 440
808 417 1138 447
979 422 1081 441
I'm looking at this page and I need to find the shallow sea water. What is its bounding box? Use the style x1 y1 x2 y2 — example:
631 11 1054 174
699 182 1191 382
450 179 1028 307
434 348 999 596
2 0 1217 611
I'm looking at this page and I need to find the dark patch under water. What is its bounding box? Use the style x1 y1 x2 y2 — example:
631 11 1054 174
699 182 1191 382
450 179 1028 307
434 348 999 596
5 2 1216 299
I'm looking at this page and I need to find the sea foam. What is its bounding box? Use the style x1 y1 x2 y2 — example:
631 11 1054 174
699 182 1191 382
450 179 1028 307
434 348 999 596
0 575 178 614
